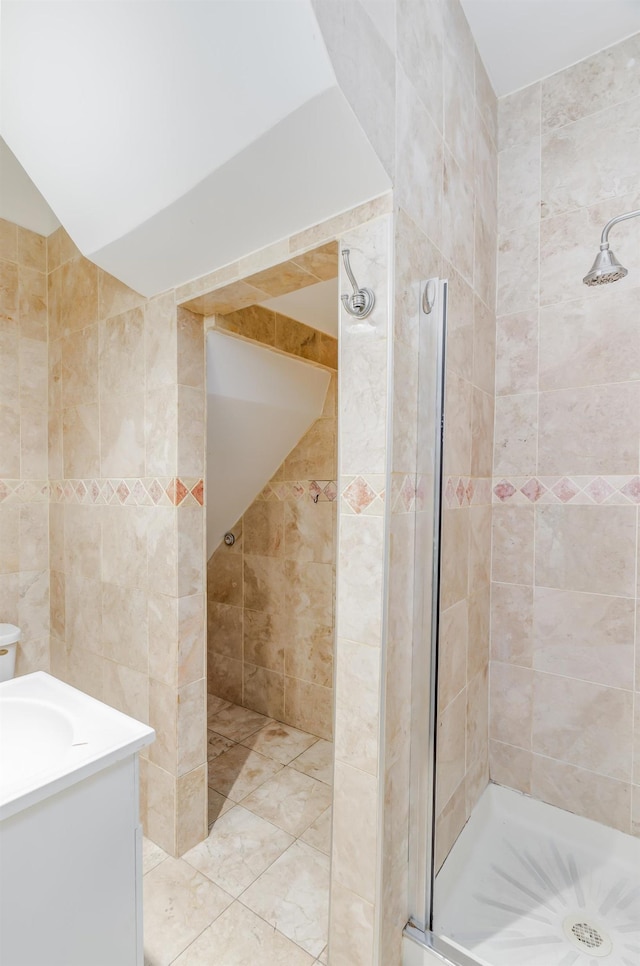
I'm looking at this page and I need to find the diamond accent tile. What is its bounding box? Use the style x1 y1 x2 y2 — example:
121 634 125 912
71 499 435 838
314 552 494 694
520 478 546 503
131 480 148 505
445 478 456 507
552 477 579 503
584 477 615 504
167 478 188 505
191 479 204 506
148 479 165 504
323 481 337 502
494 481 517 502
342 476 376 513
116 480 131 504
621 476 640 503
399 475 415 511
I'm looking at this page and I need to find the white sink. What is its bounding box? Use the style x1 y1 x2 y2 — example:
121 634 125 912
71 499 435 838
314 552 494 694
0 697 75 787
0 672 154 821
0 672 155 966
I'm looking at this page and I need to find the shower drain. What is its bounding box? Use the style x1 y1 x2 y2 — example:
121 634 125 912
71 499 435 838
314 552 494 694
572 923 603 948
563 915 613 958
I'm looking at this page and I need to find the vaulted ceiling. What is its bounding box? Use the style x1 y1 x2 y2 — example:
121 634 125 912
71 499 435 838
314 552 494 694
0 0 389 295
3 0 639 297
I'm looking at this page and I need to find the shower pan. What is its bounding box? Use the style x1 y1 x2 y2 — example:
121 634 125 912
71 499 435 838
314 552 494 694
404 277 640 966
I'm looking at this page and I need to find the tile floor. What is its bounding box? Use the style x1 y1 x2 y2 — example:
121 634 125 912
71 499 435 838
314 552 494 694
143 696 333 965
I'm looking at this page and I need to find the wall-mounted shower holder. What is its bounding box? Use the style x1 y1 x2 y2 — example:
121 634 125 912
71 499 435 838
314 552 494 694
341 248 375 320
422 279 437 315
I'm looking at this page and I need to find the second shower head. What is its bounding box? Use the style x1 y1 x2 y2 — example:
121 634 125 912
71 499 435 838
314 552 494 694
583 208 640 286
583 246 628 286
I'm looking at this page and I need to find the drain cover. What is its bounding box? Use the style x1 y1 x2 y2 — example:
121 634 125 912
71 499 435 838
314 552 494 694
563 915 613 958
572 922 603 948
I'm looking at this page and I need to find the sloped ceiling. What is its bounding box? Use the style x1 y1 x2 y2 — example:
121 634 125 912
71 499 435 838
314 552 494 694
0 138 59 235
461 0 640 96
0 0 389 295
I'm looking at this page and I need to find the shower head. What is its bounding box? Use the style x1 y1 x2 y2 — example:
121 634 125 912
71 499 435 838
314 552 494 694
582 245 628 286
583 207 640 287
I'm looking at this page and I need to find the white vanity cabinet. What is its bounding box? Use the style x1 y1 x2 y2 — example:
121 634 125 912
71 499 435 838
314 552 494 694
0 673 154 966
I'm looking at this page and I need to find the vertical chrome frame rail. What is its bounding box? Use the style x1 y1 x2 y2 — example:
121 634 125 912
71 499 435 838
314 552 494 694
407 278 447 932
406 280 487 966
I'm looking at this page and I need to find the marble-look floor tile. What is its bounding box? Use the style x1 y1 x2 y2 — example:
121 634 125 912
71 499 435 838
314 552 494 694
240 840 330 957
208 744 283 802
182 804 294 897
300 806 332 856
206 695 231 724
240 721 318 764
143 836 168 875
207 788 236 828
290 739 334 785
208 703 272 741
317 947 328 965
143 857 232 966
241 766 333 837
172 901 315 965
207 730 235 761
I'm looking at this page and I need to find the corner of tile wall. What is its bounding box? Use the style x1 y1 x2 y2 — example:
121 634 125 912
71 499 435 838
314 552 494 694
492 34 640 835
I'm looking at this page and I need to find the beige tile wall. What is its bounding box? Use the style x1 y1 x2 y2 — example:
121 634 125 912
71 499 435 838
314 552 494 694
0 218 49 675
206 305 338 739
330 213 392 966
313 1 498 962
388 19 497 965
491 33 640 836
47 229 207 856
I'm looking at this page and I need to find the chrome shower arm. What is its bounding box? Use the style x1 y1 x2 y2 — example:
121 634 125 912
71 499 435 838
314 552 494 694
600 208 640 247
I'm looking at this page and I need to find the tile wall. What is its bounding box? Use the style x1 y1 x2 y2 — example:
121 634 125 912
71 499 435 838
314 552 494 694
206 305 338 740
313 1 498 961
491 34 640 836
0 219 49 675
46 229 208 856
331 214 392 966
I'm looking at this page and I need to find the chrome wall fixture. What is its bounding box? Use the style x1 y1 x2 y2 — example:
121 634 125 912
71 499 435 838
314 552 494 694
422 279 437 315
341 248 375 319
583 207 640 286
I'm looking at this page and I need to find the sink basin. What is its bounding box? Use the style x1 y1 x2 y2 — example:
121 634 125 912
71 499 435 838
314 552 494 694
0 697 75 788
0 672 154 821
0 672 155 966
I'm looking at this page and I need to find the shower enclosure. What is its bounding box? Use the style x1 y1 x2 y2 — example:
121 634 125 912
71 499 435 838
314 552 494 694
406 265 640 966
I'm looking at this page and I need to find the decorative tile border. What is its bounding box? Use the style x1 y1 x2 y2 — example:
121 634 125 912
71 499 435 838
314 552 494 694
342 475 386 515
492 476 640 506
341 475 495 513
46 478 205 507
443 477 493 509
0 480 49 504
258 480 337 503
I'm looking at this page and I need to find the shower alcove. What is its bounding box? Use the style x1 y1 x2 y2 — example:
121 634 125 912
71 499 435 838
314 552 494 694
175 241 341 959
203 251 339 742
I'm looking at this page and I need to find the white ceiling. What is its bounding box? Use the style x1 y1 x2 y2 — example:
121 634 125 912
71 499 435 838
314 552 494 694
0 138 59 235
0 0 389 295
461 0 640 95
262 278 339 337
5 0 640 291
